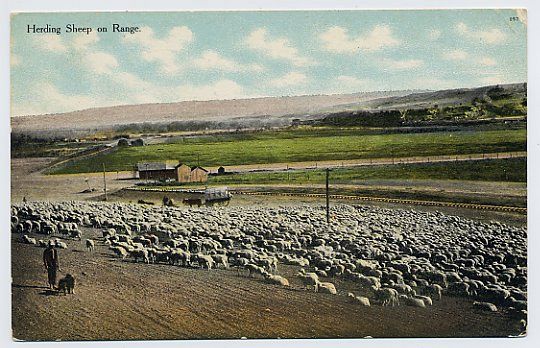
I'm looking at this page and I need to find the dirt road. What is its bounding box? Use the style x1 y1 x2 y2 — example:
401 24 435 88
11 228 523 341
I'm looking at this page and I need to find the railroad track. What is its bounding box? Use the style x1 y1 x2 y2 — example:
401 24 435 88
230 190 527 214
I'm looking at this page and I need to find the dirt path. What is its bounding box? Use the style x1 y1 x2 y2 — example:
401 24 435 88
12 228 523 341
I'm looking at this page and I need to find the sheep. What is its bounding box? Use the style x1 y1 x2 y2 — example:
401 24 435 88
297 269 319 291
373 287 399 307
245 263 266 278
403 296 426 308
195 254 214 270
54 239 68 249
422 284 443 300
347 292 371 306
314 281 337 295
22 235 37 245
211 254 229 269
86 239 95 252
169 249 190 267
110 246 128 260
264 273 290 287
130 249 150 263
473 301 498 312
414 295 433 306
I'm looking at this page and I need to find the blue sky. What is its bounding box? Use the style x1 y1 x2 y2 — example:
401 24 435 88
10 9 527 116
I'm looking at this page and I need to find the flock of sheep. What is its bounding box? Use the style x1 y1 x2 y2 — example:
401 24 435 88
12 200 527 331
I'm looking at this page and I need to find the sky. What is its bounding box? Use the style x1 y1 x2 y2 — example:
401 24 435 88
10 9 527 116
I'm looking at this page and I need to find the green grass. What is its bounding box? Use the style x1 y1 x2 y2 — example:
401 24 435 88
50 128 526 174
206 158 526 185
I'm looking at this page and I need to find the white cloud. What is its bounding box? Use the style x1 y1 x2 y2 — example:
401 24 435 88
246 28 313 67
478 57 496 66
269 72 307 87
72 31 100 51
428 29 441 40
455 22 507 44
123 26 193 74
85 52 119 75
443 49 469 61
33 34 67 52
382 58 423 70
13 82 99 115
320 25 400 53
192 50 264 72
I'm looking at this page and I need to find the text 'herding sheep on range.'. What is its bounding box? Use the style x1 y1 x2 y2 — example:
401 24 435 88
26 24 140 35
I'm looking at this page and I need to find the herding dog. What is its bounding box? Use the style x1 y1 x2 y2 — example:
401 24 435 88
57 274 76 295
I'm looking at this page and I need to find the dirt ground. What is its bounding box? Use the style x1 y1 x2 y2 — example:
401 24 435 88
11 228 524 341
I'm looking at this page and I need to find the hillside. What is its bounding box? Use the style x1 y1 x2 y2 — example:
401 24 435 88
11 90 412 135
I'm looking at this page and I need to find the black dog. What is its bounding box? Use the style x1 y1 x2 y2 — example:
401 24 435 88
57 274 76 295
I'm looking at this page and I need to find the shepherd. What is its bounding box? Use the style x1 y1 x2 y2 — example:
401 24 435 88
43 241 59 289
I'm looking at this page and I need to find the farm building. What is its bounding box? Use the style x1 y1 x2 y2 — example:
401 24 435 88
137 162 178 181
190 166 209 183
137 162 209 183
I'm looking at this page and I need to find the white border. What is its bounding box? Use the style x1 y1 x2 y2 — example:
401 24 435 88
1 1 537 348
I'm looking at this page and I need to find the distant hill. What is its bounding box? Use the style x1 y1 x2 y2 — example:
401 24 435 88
10 90 413 135
10 83 526 136
310 83 526 128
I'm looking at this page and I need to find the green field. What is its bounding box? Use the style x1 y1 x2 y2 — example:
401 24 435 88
50 128 526 174
206 158 526 186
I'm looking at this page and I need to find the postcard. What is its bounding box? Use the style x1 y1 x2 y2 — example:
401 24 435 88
10 9 527 341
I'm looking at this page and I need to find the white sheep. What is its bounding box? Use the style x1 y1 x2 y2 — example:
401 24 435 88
374 287 399 307
347 292 371 306
297 269 319 290
264 273 290 286
54 239 68 249
22 235 37 245
110 246 128 259
314 280 337 295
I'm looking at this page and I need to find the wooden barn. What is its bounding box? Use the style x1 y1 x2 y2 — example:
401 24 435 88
137 161 209 183
190 166 209 183
176 163 192 183
137 162 179 181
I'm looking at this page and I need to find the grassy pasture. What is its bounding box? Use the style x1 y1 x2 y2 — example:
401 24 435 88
207 158 526 186
50 128 526 174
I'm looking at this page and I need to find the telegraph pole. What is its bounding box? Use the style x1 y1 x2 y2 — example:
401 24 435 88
102 163 107 201
326 168 330 223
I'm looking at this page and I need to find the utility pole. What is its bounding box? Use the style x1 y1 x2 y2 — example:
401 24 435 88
102 163 107 201
326 168 330 224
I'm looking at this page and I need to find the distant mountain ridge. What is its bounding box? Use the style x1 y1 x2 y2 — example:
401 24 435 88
9 90 419 133
11 83 525 135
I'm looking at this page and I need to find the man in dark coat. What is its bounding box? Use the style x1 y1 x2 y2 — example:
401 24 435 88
43 241 59 289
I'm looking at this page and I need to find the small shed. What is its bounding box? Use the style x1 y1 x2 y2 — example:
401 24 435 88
190 166 209 183
176 163 192 183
